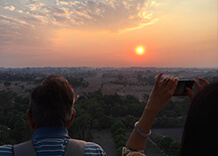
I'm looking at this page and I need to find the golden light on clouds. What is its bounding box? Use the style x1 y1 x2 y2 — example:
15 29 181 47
0 0 217 67
135 46 145 55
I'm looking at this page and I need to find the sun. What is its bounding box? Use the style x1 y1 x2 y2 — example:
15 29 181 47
135 46 145 55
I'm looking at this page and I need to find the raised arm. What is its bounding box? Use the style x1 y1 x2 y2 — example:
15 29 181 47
125 73 178 151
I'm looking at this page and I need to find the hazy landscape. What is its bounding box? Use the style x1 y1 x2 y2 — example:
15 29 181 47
1 67 217 100
0 67 217 155
0 0 217 155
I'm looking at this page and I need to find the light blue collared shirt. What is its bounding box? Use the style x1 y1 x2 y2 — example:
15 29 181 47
0 127 106 156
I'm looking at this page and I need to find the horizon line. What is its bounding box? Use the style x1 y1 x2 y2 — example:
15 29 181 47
0 66 218 69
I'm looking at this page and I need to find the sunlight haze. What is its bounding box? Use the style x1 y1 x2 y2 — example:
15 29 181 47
0 0 217 67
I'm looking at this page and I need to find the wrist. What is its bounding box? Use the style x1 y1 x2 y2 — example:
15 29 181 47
137 109 158 134
134 121 151 137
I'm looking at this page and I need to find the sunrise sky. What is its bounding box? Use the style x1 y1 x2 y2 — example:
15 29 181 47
0 0 217 68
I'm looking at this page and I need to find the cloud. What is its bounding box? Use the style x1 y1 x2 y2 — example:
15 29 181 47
0 14 52 50
0 15 30 27
56 0 158 32
4 5 15 11
1 0 158 32
0 0 159 50
18 10 24 13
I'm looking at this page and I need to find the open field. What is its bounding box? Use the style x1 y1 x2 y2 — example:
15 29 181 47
0 67 217 102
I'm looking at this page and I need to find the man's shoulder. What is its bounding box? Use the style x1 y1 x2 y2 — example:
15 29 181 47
0 145 13 156
84 142 107 156
0 141 107 156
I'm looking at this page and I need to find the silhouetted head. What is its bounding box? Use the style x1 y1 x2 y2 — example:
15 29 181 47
29 75 75 128
180 82 218 156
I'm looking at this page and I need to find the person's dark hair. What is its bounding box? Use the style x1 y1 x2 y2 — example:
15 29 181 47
180 82 218 156
30 75 75 128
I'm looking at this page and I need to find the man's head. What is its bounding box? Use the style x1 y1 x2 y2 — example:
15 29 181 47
28 75 76 129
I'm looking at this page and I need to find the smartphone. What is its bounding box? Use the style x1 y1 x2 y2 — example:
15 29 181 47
173 80 194 96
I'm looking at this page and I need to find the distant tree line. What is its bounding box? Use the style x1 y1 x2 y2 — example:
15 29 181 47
66 77 89 88
0 73 40 82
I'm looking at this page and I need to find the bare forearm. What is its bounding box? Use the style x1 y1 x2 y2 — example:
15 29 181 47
126 104 159 150
125 73 178 151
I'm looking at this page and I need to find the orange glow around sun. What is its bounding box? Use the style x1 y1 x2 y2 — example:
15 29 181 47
135 46 145 55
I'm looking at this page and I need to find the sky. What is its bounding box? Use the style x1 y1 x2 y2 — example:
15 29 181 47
0 0 217 68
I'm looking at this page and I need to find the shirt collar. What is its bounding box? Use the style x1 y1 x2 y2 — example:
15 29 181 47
33 127 69 139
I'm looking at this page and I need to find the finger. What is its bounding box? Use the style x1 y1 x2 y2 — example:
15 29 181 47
187 87 194 101
193 78 203 91
199 78 209 86
170 78 178 93
160 77 169 87
155 73 163 86
166 77 174 89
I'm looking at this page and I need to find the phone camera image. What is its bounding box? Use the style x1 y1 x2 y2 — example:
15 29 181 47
173 80 194 96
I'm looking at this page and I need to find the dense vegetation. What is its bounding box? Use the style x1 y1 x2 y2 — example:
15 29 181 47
155 136 181 156
0 68 217 155
111 122 127 156
69 91 189 155
0 91 32 145
0 89 189 156
69 91 145 140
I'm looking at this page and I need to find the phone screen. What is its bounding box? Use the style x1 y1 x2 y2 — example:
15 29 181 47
173 80 194 96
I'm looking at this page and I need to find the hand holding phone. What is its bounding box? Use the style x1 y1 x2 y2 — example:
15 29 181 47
186 78 209 100
173 80 194 96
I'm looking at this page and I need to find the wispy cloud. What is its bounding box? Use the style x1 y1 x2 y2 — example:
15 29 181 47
0 0 159 49
0 0 158 31
55 0 159 31
4 5 15 11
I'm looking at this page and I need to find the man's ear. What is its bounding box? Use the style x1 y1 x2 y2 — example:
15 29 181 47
67 108 76 128
26 109 37 130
